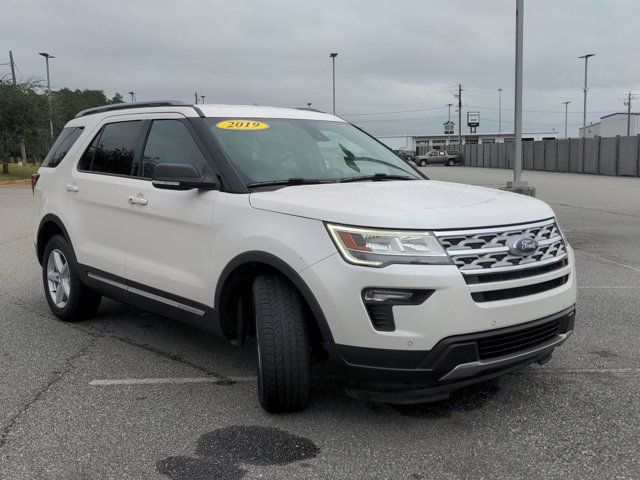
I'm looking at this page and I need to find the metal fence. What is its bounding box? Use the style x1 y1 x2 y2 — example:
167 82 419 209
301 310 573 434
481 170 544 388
462 136 640 177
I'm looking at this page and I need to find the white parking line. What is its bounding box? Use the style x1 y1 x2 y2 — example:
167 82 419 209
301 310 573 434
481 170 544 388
576 251 640 274
548 368 640 374
578 286 640 289
89 376 256 386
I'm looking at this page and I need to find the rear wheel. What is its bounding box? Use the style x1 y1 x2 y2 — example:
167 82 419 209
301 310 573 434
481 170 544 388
252 273 311 413
447 159 456 166
419 159 428 167
42 235 101 322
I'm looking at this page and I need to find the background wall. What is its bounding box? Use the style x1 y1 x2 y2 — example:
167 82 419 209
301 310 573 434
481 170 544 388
462 136 640 177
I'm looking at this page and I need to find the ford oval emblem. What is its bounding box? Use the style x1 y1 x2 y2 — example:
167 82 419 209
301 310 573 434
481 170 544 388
508 236 539 256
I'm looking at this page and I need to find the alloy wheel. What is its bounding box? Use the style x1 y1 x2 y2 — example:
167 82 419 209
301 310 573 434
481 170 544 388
47 249 70 308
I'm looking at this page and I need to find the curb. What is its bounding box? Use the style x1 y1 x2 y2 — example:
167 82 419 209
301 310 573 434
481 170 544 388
0 179 32 187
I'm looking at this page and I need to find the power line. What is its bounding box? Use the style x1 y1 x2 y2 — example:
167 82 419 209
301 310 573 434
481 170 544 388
466 104 614 114
342 105 448 116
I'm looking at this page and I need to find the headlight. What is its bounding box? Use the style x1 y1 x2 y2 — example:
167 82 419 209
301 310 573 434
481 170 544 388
326 223 450 267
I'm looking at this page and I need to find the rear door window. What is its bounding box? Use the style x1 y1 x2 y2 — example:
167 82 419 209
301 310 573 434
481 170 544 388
78 121 143 176
42 127 84 168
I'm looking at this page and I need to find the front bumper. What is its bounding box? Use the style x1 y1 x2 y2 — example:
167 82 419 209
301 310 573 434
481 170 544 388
300 246 577 351
327 306 575 404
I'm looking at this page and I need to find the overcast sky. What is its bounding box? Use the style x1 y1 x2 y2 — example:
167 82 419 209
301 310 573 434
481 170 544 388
2 0 639 137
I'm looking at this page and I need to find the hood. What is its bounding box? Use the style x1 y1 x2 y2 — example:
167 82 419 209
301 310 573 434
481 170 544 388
249 180 555 230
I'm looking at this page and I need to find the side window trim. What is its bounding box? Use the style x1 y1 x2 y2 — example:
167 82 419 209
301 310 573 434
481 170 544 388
133 119 152 177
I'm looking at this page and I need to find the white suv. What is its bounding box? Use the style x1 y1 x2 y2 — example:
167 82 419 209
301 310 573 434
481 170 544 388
33 102 576 412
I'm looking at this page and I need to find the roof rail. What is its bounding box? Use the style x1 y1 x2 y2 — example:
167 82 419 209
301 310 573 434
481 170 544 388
74 100 192 118
295 107 326 114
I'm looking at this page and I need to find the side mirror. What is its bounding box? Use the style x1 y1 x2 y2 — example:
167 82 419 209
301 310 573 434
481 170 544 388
152 163 219 191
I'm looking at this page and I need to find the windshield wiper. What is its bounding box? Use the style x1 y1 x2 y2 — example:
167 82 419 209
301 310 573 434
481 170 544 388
246 178 336 188
339 173 417 183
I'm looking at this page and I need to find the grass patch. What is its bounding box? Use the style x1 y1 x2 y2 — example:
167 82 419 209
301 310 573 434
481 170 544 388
0 163 40 182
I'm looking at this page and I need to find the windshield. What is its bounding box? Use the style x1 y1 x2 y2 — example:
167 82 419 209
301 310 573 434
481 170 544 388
205 118 420 185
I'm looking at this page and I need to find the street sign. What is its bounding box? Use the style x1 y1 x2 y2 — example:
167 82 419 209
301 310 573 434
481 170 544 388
443 120 454 135
467 111 480 127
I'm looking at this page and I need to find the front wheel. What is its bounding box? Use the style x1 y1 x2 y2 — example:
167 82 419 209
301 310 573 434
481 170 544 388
42 235 101 322
419 159 428 167
253 273 311 413
447 159 456 166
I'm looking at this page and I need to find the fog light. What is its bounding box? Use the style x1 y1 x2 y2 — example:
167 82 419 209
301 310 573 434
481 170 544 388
363 289 414 303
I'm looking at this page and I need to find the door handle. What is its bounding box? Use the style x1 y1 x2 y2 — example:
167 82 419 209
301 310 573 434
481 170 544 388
65 184 79 192
128 195 148 206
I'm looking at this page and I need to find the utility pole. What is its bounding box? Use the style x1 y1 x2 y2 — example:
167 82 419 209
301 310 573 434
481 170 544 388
447 103 453 145
38 52 55 140
578 53 595 137
330 53 338 114
497 88 503 133
457 84 462 147
194 92 198 104
9 51 27 162
9 50 16 86
128 91 136 102
624 92 635 136
562 101 571 138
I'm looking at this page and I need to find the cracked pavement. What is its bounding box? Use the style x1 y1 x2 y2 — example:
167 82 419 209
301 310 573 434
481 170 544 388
1 167 639 479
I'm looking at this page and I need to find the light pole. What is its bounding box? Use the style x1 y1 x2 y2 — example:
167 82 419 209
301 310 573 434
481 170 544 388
307 102 312 109
510 0 526 189
38 52 55 140
578 53 595 137
330 53 338 114
562 101 571 138
128 91 136 102
497 88 503 133
200 95 206 104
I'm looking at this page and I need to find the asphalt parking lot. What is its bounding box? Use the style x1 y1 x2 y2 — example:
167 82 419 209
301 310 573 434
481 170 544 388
1 166 639 479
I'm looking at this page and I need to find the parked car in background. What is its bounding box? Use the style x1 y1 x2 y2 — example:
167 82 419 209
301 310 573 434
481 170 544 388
415 150 462 167
392 149 415 163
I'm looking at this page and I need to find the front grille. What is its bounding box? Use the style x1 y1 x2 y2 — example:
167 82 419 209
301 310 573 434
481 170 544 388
477 318 561 359
435 218 570 302
436 218 566 273
471 275 569 302
465 258 568 285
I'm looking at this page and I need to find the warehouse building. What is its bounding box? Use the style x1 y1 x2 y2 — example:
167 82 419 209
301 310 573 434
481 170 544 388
579 113 640 138
376 132 559 156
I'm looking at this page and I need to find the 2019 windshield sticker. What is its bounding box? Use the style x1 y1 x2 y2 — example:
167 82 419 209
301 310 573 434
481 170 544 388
216 120 269 131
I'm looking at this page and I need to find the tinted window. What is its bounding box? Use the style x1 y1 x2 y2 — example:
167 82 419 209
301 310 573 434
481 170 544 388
78 121 143 176
42 127 84 168
141 120 209 178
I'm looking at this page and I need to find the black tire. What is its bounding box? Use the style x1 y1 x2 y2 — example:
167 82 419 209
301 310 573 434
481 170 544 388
42 235 101 322
252 273 311 413
419 159 428 167
447 159 456 166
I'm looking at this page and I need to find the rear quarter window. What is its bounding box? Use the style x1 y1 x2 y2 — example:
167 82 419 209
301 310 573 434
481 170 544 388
41 127 84 168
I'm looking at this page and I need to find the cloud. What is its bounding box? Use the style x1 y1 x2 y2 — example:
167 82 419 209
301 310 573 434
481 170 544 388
2 0 638 136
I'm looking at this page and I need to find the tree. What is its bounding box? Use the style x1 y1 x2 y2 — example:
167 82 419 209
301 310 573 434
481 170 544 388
109 93 124 104
51 89 125 133
0 77 47 173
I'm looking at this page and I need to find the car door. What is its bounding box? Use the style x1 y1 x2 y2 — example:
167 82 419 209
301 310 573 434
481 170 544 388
69 118 146 279
122 115 218 309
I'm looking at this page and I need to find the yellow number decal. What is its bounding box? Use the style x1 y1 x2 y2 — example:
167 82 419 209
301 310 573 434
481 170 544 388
216 120 269 131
